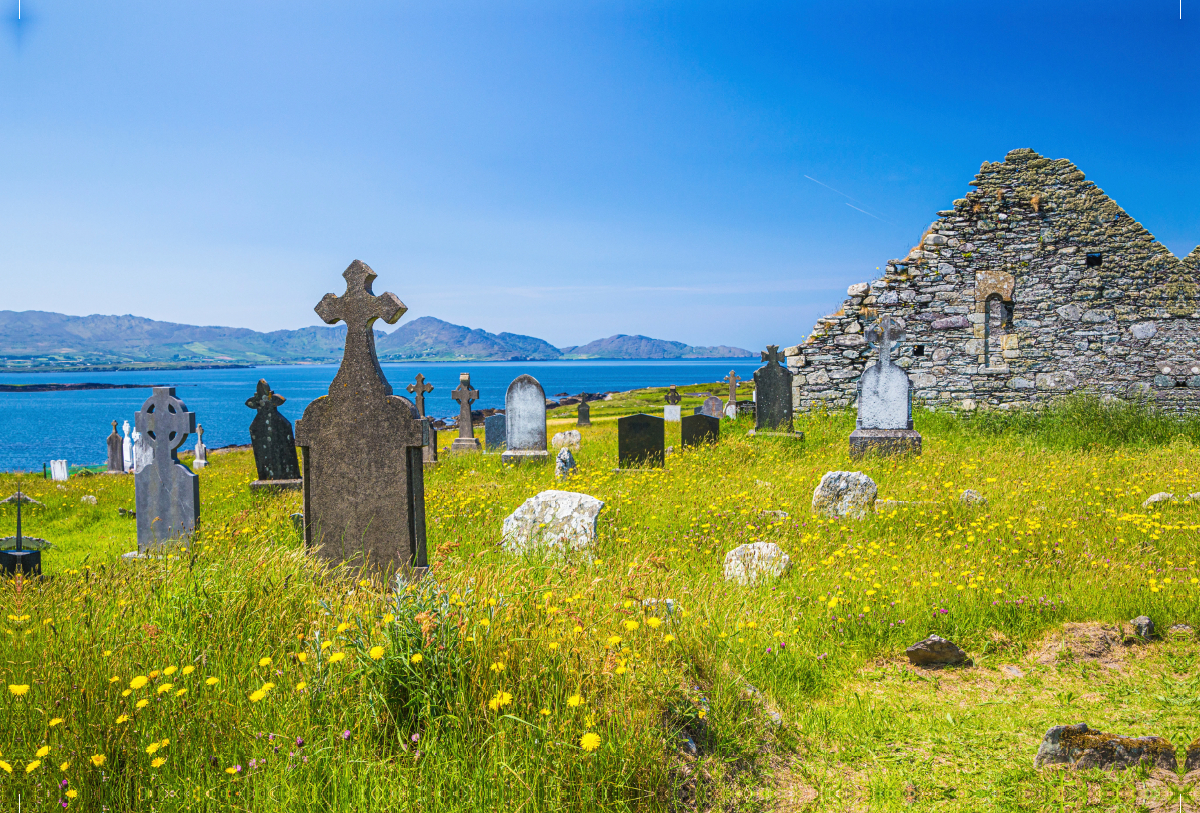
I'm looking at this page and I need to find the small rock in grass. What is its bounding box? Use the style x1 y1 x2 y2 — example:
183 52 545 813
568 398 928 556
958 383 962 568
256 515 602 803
554 448 577 480
1130 616 1154 639
811 471 877 519
723 542 791 585
1142 492 1175 508
959 489 986 506
905 634 971 667
81 495 97 505
1034 723 1176 771
551 430 581 451
1000 665 1025 679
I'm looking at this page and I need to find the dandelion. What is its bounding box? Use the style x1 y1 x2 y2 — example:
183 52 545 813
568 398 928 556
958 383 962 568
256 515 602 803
136 699 149 709
65 790 77 799
48 718 63 727
151 757 166 768
102 650 113 657
320 641 332 651
175 688 187 697
568 694 583 707
36 746 51 758
129 676 149 690
369 646 385 660
328 652 346 664
258 657 272 668
539 708 550 716
163 666 178 676
59 761 69 771
478 618 490 627
646 617 662 629
225 766 240 775
108 676 120 684
580 732 601 752
606 635 622 648
295 682 307 691
624 620 640 632
25 760 40 773
182 665 195 675
116 714 130 724
488 691 513 711
336 623 351 633
146 743 160 755
8 685 29 697
410 653 423 664
249 690 267 703
489 661 505 673
121 690 132 697
90 755 106 767
664 634 676 643
0 762 10 774
156 683 173 695
383 613 395 623
548 642 559 651
206 677 219 686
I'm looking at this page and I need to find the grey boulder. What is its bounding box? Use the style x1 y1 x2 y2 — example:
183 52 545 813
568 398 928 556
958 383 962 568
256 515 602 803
554 447 577 480
1034 723 1176 771
501 490 603 559
1130 615 1154 639
905 635 970 667
552 430 582 451
812 471 878 519
723 542 791 585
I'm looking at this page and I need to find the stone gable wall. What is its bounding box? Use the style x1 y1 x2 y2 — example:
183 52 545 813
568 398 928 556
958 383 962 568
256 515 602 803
789 148 1200 412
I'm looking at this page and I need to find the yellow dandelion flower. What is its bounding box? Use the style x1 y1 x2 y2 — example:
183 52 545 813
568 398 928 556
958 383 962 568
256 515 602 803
36 746 50 758
136 699 149 709
258 657 272 667
478 618 490 627
336 623 351 633
225 766 238 775
296 652 308 663
328 652 346 664
664 635 676 643
539 708 550 716
320 641 332 651
65 790 77 799
573 625 583 633
624 620 640 632
568 694 583 707
48 718 63 727
24 760 39 773
163 666 177 676
90 754 106 767
108 676 120 683
0 762 10 774
59 762 69 771
487 690 513 711
146 743 160 755
182 665 195 675
148 670 161 679
116 714 130 724
489 661 505 673
151 757 166 768
295 681 307 691
175 688 187 697
605 635 621 648
129 676 148 690
383 613 395 623
369 646 385 660
121 689 132 697
410 653 423 664
102 650 112 657
205 677 219 686
160 738 169 748
249 690 267 703
156 683 173 695
646 617 662 629
8 685 29 697
580 732 601 752
548 642 559 651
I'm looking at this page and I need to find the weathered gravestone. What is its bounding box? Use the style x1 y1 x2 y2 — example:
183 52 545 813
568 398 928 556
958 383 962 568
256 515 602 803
850 317 922 458
406 373 437 466
617 413 665 469
751 345 802 439
700 396 723 418
293 260 427 572
663 385 682 422
681 413 720 449
246 379 302 489
576 400 591 427
122 421 133 472
722 371 742 418
484 414 507 452
132 428 152 473
193 425 207 469
450 373 483 453
106 421 124 473
502 374 549 464
134 387 200 551
49 460 68 481
0 486 44 576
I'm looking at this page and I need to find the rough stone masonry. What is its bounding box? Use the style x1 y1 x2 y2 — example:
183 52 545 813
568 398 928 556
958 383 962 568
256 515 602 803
789 149 1200 413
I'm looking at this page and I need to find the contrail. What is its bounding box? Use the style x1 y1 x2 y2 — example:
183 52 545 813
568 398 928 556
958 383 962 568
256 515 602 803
804 174 896 225
844 202 896 226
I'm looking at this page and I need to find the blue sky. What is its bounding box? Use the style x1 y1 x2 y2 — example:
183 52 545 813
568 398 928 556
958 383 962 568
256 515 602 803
2 1 1196 351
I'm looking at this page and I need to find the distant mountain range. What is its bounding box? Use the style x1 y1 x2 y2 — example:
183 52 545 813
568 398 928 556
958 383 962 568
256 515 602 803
0 311 753 371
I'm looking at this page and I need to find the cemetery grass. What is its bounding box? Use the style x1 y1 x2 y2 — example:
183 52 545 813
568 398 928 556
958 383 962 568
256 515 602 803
2 398 1200 811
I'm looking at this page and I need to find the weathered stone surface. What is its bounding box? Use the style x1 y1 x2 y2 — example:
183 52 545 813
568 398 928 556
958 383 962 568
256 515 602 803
294 260 427 571
1034 723 1176 771
617 414 664 469
849 428 921 458
552 430 581 450
50 460 68 481
905 634 970 667
245 379 302 483
1131 322 1158 340
663 404 682 422
106 421 123 473
134 387 200 552
501 490 603 558
857 318 913 431
723 542 791 585
811 471 877 519
753 346 794 432
847 282 870 297
931 315 970 330
1130 615 1155 638
700 396 724 418
959 489 987 505
502 374 549 463
484 414 506 452
1142 492 1175 508
554 447 577 480
681 413 719 448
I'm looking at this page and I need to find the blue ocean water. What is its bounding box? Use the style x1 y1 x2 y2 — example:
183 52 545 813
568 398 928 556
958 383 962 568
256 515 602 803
0 360 762 472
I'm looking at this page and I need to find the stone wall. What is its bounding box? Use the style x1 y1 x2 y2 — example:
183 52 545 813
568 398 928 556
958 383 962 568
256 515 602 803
789 149 1200 412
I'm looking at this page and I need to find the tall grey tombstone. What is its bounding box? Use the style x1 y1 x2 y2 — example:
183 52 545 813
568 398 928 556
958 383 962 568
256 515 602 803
450 373 482 453
134 387 200 551
407 373 437 466
850 316 921 457
122 421 134 472
577 400 591 427
751 346 802 439
484 414 507 452
294 260 427 572
502 374 549 463
132 428 152 473
617 413 665 469
246 379 302 489
681 413 720 449
106 421 123 473
700 396 724 418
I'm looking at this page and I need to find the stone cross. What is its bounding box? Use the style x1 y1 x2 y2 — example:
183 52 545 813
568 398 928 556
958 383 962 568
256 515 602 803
851 315 920 457
134 386 200 551
294 260 427 572
406 373 434 418
723 370 742 414
664 385 681 405
752 344 797 434
106 420 123 473
450 373 482 452
761 345 785 365
865 317 903 366
193 425 207 468
245 379 301 483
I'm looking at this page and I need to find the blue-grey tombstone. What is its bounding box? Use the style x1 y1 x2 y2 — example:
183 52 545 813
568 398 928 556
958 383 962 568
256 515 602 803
850 316 921 457
134 387 200 552
484 414 507 452
246 379 302 489
106 420 123 473
617 413 664 469
700 396 724 418
502 374 549 463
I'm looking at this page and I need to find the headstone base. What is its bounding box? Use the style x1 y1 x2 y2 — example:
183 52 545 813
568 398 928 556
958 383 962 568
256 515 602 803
500 450 550 464
0 549 41 576
748 429 805 441
451 437 483 454
577 420 592 428
663 405 682 422
849 428 922 458
249 479 303 492
103 470 127 476
193 460 207 469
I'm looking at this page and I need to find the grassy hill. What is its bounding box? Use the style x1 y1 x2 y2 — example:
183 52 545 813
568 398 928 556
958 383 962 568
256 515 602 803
4 397 1196 811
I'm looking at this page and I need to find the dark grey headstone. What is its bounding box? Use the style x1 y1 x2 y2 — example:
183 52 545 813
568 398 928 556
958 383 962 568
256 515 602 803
502 374 549 463
106 420 123 472
294 260 427 571
577 401 591 427
700 396 723 418
246 379 302 483
484 414 507 451
134 387 200 552
421 418 438 465
753 346 794 432
681 413 719 449
617 413 664 469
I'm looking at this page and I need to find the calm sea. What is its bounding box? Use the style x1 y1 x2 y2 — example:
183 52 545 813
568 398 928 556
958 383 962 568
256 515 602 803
0 360 762 472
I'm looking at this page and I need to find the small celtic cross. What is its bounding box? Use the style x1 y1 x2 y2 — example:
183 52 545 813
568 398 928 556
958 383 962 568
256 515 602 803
245 379 285 412
664 385 681 405
136 387 196 458
407 373 434 418
723 371 742 404
451 373 479 439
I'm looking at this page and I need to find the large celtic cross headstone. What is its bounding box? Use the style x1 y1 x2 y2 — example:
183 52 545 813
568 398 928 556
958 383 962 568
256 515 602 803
851 316 921 457
450 373 482 453
246 379 302 487
752 344 799 436
294 260 428 572
134 387 200 551
663 384 682 423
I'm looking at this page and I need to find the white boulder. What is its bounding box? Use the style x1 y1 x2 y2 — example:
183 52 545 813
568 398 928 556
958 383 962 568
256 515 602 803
552 430 582 450
502 490 603 559
723 542 791 585
812 471 878 519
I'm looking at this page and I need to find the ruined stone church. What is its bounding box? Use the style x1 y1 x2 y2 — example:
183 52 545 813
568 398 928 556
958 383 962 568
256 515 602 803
788 148 1200 412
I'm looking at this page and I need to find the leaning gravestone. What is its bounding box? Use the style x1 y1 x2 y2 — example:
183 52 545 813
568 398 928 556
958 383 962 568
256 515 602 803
663 385 682 422
293 260 427 572
407 373 437 466
751 346 802 439
850 316 922 457
681 413 719 449
617 413 665 469
577 400 591 427
502 374 549 463
134 387 200 552
246 379 302 489
450 373 482 453
192 425 207 469
106 421 124 473
484 414 506 452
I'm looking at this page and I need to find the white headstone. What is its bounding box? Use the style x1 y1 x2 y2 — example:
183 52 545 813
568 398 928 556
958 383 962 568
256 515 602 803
663 405 682 422
857 318 911 430
193 425 208 469
501 374 549 463
49 460 69 481
122 421 134 472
